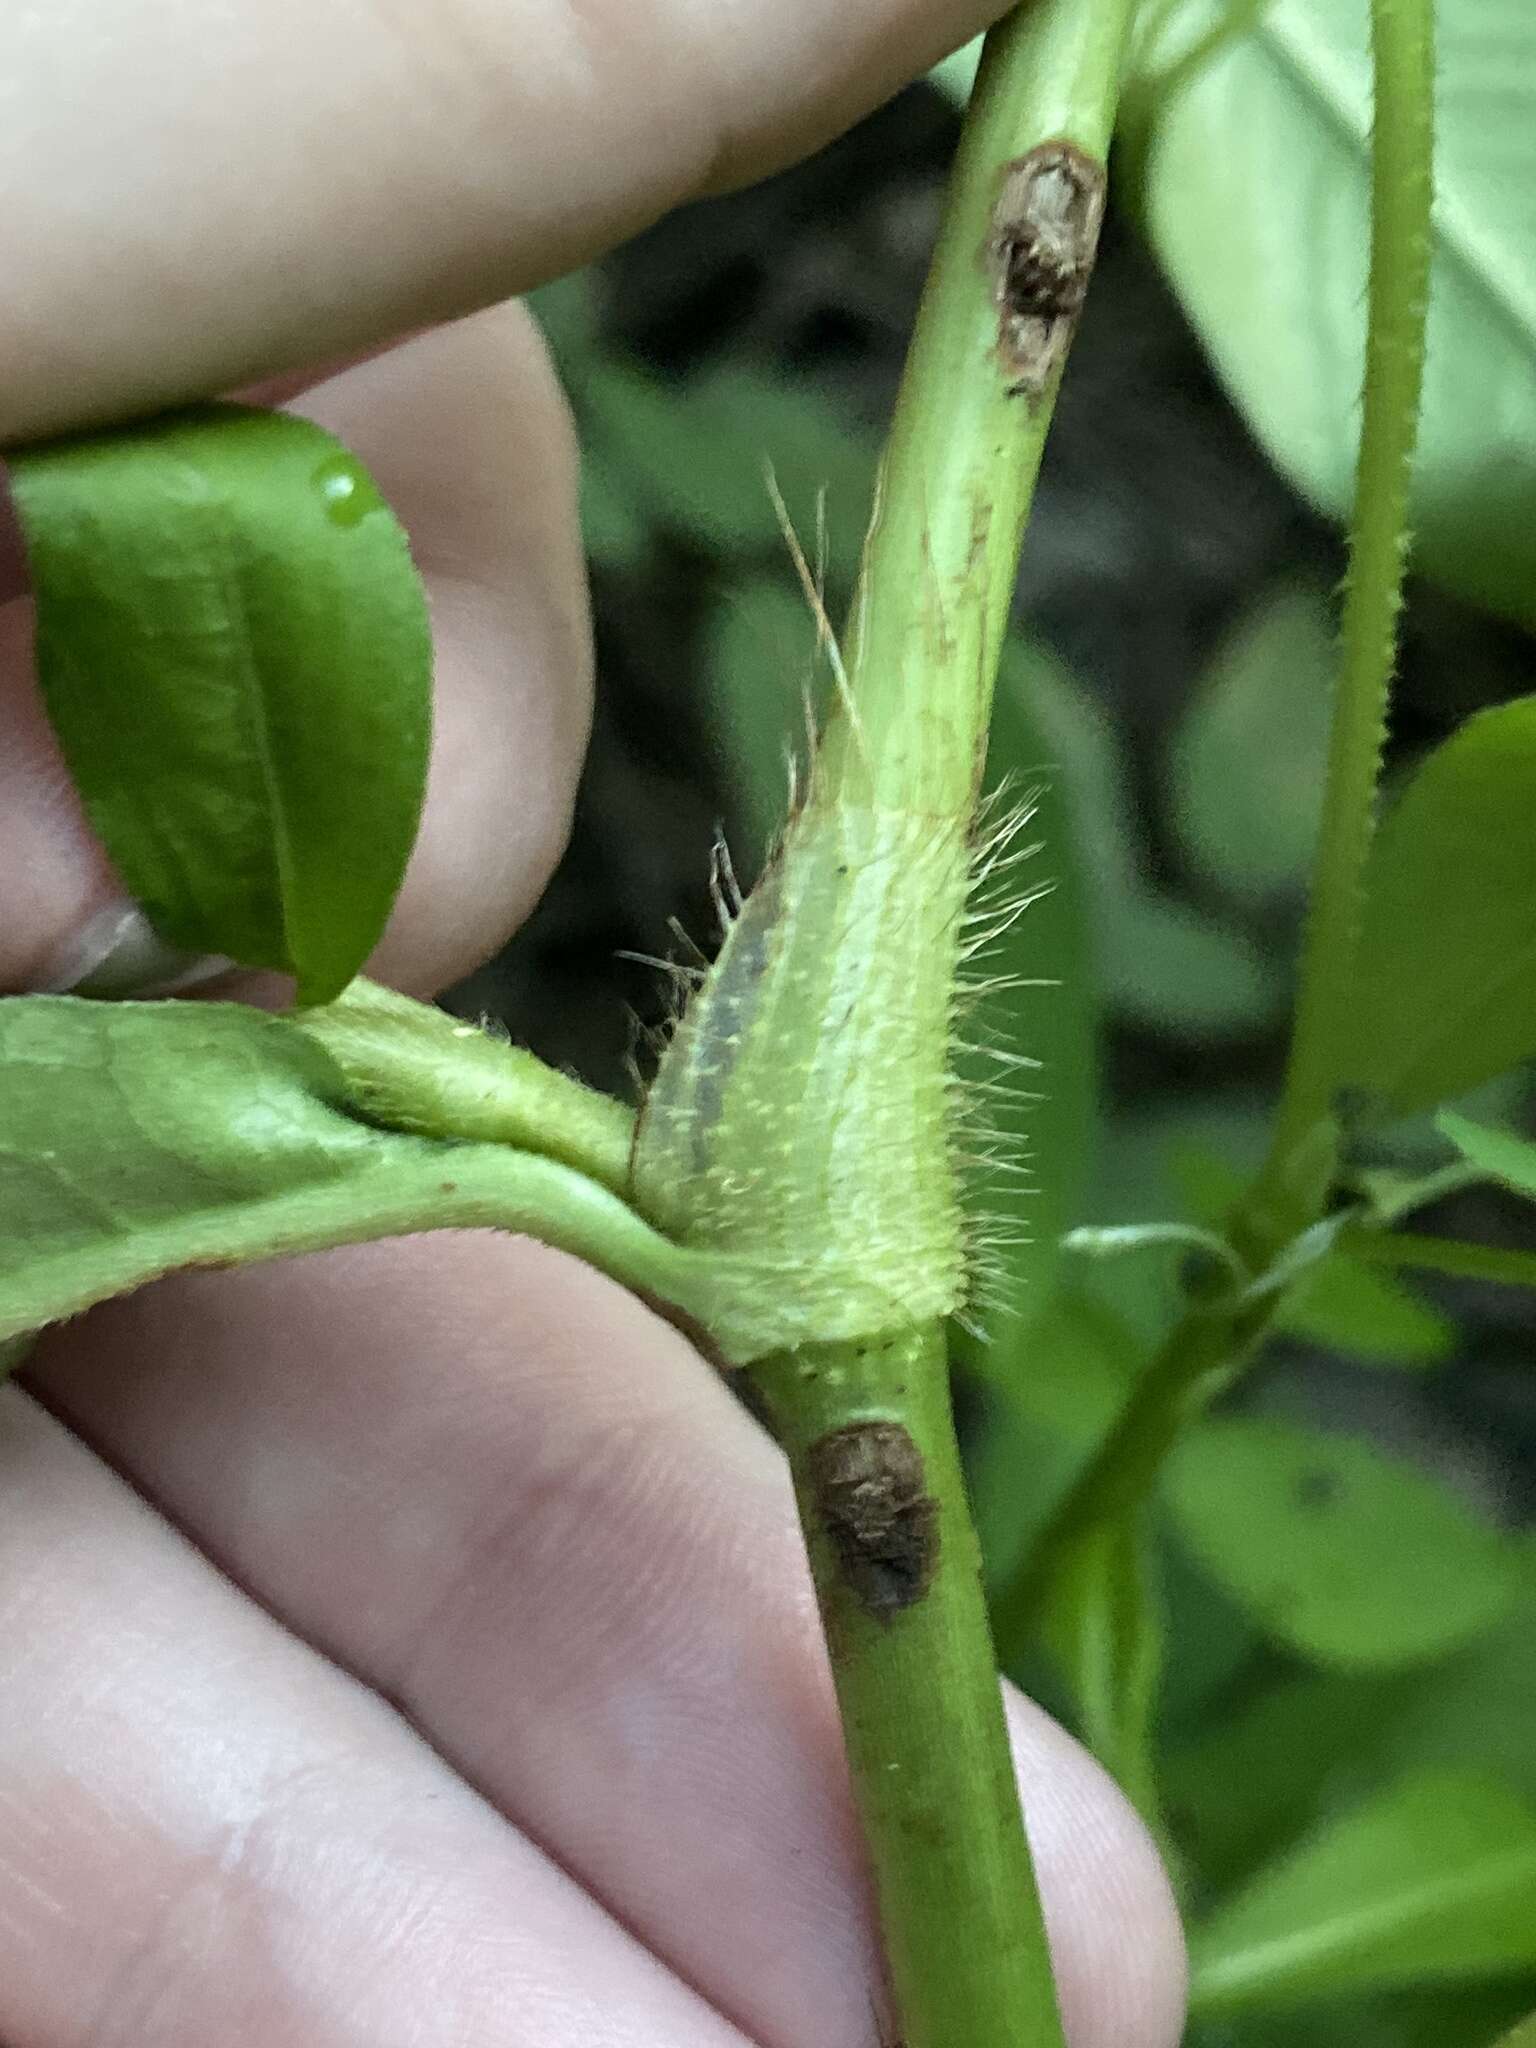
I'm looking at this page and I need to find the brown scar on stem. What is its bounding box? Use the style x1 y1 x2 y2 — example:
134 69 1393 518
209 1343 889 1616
987 139 1107 404
808 1420 939 1621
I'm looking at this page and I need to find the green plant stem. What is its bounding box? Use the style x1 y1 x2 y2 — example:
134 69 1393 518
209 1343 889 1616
818 0 1136 812
1247 0 1436 1252
992 1293 1274 1664
737 4 1137 2042
1010 0 1439 1678
754 1329 1065 2048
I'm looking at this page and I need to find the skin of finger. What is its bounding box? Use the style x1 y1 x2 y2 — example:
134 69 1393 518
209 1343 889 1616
0 302 591 996
0 0 1008 442
29 1238 1188 2048
0 1387 755 2048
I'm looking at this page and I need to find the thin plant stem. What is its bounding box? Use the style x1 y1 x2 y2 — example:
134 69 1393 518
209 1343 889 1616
1248 0 1436 1253
1005 0 1440 1675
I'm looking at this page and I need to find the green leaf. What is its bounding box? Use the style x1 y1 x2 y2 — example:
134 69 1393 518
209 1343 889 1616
1172 583 1334 901
1140 0 1536 629
1278 1250 1456 1369
1169 1542 1536 1899
1043 1513 1165 1829
1015 634 1281 1035
971 1289 1147 1598
586 363 880 586
8 406 432 1004
1189 1770 1536 2014
1342 699 1536 1111
0 995 749 1355
702 575 826 872
1166 1418 1519 1668
1439 1112 1536 1203
1493 2014 1536 2048
930 37 983 102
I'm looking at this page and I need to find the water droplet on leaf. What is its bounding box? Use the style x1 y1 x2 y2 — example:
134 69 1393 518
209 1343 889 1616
313 456 381 528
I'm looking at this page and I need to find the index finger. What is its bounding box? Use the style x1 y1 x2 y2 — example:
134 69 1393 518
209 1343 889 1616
2 0 1004 443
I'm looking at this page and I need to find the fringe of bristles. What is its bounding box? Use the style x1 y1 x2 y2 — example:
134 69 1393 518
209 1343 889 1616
627 771 1058 1336
630 480 1061 1332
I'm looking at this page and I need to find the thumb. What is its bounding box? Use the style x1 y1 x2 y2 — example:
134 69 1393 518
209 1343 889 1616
1 0 1002 443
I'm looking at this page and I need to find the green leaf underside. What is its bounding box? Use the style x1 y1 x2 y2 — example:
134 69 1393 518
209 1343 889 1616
0 995 776 1360
1142 0 1536 628
8 406 432 1004
1440 1112 1536 1202
1166 1418 1518 1669
1189 1770 1536 2014
1342 698 1536 1111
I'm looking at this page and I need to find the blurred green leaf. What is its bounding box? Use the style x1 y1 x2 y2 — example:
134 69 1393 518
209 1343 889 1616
1493 2013 1536 2048
0 1334 34 1387
930 37 983 102
1439 1112 1536 1203
1187 1982 1536 2048
1170 1544 1536 1899
971 1289 1146 1602
1343 699 1536 1111
1166 1419 1519 1668
586 363 880 583
702 575 824 872
1172 584 1334 901
579 447 651 571
1020 639 1281 1035
1105 891 1281 1034
1278 1251 1456 1369
8 407 431 1005
1139 0 1536 629
1043 1512 1166 1828
1189 1770 1536 2015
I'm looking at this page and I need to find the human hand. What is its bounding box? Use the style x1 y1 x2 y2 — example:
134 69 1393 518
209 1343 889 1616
0 4 1186 2041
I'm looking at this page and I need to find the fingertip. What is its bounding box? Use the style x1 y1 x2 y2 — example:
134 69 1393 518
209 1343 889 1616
1004 1690 1189 2048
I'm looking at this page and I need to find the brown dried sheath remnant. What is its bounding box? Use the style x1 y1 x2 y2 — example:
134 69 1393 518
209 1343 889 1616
988 139 1107 403
808 1421 939 1621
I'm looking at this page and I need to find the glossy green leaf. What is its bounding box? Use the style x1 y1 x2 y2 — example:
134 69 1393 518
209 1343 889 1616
1166 1418 1519 1668
8 406 432 1004
1189 1771 1536 2014
0 995 740 1352
1342 699 1536 1111
1439 1112 1536 1202
1172 583 1334 901
1140 0 1536 628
